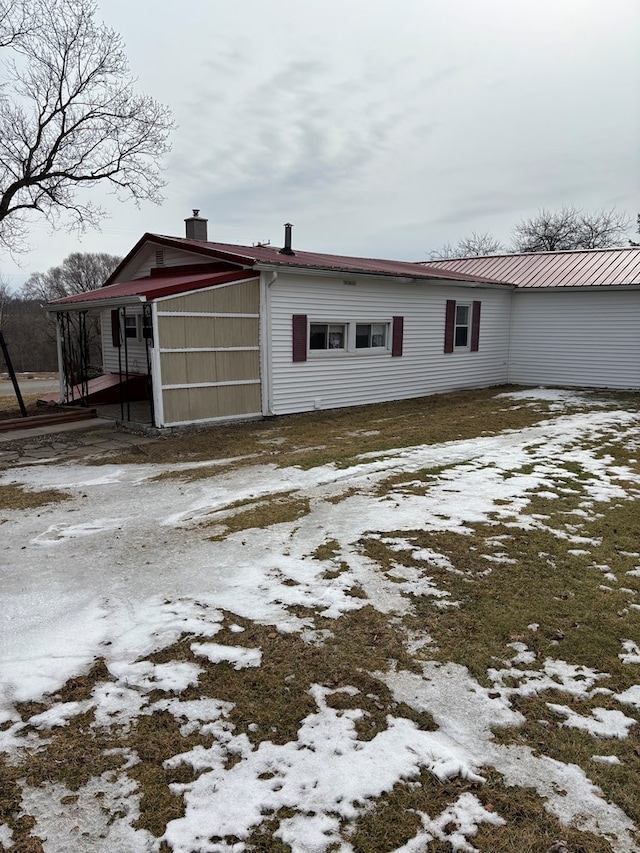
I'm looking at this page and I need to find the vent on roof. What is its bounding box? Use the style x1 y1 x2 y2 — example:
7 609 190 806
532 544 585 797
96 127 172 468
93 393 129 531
279 222 295 255
155 249 164 267
185 209 208 241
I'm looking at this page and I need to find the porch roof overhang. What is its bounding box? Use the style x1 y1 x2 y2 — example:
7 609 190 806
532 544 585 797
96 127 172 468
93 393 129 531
46 269 258 312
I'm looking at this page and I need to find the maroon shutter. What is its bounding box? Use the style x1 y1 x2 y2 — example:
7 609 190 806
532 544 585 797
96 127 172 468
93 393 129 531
391 316 404 357
292 314 307 362
471 300 481 352
111 309 121 348
444 300 456 353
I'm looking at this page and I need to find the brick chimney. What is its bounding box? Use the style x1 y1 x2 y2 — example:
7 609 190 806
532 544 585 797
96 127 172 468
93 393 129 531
184 209 208 241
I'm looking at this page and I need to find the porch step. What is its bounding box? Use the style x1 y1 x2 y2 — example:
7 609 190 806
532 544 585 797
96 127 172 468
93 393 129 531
38 372 148 406
0 408 97 434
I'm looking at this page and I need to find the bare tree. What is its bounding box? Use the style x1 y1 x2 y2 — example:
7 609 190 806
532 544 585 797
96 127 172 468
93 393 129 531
629 213 640 247
0 276 13 328
512 207 631 253
429 231 505 260
0 0 174 254
21 251 121 301
22 251 121 367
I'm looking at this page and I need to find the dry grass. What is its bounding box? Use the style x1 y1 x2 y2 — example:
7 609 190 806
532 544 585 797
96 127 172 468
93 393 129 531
0 482 70 511
3 387 640 851
88 385 602 474
202 493 311 541
0 392 45 420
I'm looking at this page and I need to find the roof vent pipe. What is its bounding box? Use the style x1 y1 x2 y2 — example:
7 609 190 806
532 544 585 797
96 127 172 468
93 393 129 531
279 222 295 255
185 209 208 242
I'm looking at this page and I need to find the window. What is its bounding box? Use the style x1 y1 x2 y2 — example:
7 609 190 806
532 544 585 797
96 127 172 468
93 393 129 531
310 323 346 350
293 316 404 362
454 304 470 348
124 314 140 341
444 300 481 353
356 323 387 349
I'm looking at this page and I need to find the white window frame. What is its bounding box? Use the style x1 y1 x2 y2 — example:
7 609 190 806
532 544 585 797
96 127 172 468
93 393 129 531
308 320 391 357
309 322 348 352
454 303 471 351
124 314 143 342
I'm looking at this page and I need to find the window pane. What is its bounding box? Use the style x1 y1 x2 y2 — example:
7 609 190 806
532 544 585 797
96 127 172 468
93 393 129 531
355 324 370 348
456 305 469 325
455 326 468 347
124 316 137 338
371 324 386 347
328 325 345 349
309 324 327 349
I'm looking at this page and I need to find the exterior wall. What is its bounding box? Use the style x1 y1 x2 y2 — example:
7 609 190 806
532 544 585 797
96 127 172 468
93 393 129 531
509 289 640 389
265 272 513 415
100 305 148 375
117 245 211 282
156 278 261 426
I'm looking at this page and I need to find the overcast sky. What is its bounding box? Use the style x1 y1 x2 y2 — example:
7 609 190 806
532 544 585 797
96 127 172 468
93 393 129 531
3 0 639 290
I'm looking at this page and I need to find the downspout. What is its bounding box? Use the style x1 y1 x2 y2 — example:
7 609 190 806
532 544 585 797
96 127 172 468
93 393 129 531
260 271 278 416
506 286 516 383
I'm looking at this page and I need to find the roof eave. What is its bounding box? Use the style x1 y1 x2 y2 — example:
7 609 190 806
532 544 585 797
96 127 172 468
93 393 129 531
255 261 510 286
46 294 144 312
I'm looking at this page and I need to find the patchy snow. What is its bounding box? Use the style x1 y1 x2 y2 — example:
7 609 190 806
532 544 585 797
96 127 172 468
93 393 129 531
592 754 623 766
1 402 640 851
391 793 506 853
496 387 610 411
0 824 13 848
191 642 262 669
616 685 640 709
620 641 640 665
546 704 637 738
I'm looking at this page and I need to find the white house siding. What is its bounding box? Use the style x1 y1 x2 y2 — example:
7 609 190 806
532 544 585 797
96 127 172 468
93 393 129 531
100 306 148 375
117 244 213 283
509 289 640 389
266 272 512 415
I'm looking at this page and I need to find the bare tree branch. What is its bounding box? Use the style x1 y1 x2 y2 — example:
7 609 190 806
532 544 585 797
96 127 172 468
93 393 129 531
0 0 174 254
0 0 38 48
429 231 505 260
512 207 631 252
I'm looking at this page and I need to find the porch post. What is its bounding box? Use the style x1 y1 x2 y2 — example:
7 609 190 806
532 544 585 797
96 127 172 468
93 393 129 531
55 313 66 403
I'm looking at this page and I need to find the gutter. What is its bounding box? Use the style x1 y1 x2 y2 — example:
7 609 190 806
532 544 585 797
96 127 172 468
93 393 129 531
254 263 511 288
45 295 145 313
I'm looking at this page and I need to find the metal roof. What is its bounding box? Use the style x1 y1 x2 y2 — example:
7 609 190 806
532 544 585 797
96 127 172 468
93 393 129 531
101 233 510 287
425 247 640 288
47 269 257 309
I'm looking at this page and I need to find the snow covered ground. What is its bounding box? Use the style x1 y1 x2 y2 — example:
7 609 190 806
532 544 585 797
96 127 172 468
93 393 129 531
1 389 639 852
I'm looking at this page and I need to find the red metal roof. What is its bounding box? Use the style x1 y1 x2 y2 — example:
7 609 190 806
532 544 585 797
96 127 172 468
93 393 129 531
426 247 640 288
118 233 509 286
48 269 257 308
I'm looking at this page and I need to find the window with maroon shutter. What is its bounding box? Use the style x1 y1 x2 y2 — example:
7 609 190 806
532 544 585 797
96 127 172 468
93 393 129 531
471 301 481 352
445 300 481 352
292 314 307 362
391 316 404 357
111 309 121 348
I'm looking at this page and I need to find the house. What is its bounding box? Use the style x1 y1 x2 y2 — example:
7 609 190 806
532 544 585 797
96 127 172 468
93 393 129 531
427 248 640 391
46 213 640 429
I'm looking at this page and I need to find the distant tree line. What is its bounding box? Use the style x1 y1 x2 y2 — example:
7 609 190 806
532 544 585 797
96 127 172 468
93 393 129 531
0 252 120 372
430 207 635 259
